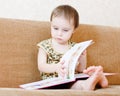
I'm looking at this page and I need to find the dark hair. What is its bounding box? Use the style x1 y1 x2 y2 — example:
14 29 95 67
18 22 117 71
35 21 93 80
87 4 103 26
50 5 79 29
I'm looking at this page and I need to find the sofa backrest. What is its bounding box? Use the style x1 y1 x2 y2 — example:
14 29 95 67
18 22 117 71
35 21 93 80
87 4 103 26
0 18 120 88
0 18 51 87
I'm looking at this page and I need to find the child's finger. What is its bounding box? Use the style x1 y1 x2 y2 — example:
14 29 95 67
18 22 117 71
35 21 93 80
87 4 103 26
81 50 86 55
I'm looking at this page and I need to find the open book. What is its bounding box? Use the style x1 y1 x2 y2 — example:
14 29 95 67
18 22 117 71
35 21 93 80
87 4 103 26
20 40 94 89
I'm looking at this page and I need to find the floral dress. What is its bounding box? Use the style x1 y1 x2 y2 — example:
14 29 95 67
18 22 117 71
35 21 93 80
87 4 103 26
37 38 75 80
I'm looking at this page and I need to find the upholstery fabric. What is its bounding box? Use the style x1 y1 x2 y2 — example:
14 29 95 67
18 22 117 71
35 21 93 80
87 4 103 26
0 18 119 95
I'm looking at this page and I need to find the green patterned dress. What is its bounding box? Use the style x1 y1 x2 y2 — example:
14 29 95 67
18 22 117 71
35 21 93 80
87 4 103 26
37 38 75 80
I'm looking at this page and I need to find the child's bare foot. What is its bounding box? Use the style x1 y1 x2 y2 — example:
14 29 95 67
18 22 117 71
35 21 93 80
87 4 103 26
83 66 96 75
71 67 103 90
97 66 108 88
83 66 108 88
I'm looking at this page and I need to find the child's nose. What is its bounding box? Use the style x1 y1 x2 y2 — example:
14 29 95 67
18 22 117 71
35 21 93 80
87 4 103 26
58 31 62 36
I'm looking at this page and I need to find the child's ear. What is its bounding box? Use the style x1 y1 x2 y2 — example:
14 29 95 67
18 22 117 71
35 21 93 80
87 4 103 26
72 30 75 34
72 27 77 34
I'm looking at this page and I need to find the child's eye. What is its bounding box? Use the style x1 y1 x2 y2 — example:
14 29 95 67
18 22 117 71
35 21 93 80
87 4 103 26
63 29 69 32
54 27 58 30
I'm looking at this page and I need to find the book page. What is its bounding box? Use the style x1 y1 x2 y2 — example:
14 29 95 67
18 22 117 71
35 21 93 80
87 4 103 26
20 77 75 90
60 40 93 79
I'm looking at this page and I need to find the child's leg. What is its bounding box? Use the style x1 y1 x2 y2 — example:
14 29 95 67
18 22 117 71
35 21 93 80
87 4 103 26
83 66 108 88
70 67 103 90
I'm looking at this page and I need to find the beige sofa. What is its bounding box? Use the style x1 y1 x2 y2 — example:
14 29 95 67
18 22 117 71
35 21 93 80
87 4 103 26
0 18 120 96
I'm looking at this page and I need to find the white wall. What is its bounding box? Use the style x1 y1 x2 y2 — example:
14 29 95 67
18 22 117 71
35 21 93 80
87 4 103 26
0 0 120 27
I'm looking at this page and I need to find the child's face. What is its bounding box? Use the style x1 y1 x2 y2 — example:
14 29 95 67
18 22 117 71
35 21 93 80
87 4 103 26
51 16 75 44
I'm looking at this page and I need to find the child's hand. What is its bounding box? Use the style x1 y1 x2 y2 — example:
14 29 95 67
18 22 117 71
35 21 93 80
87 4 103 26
78 50 86 62
55 60 67 78
76 50 87 72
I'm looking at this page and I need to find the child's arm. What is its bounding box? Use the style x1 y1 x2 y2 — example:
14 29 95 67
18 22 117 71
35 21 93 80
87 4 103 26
37 48 66 77
75 50 87 73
